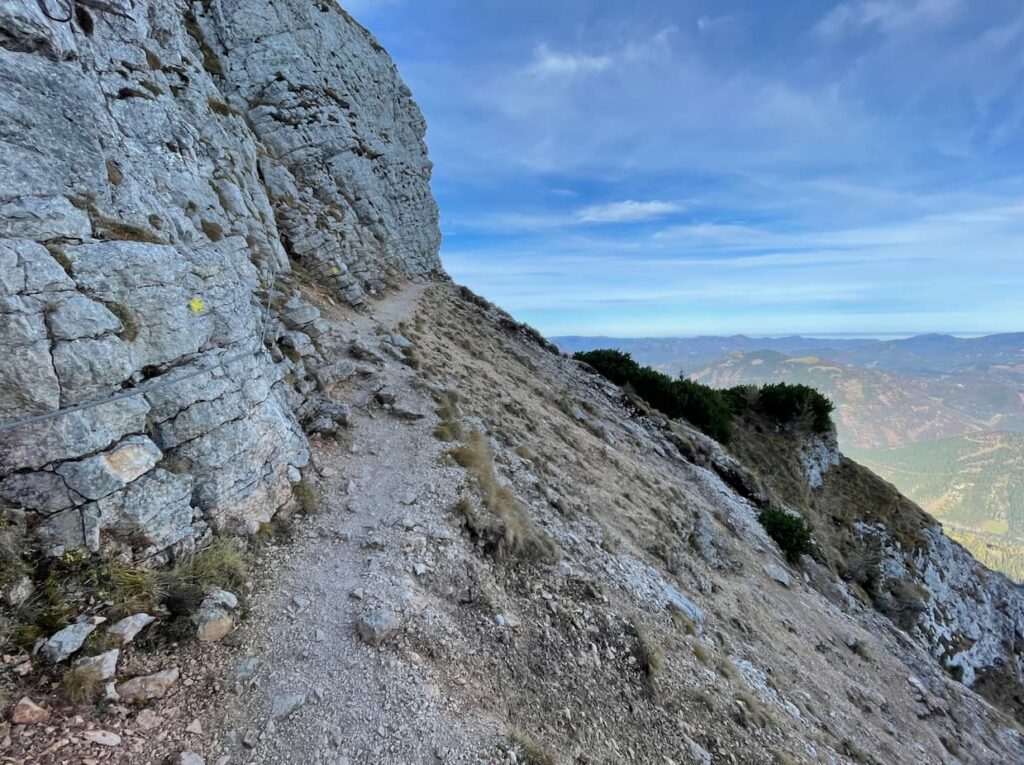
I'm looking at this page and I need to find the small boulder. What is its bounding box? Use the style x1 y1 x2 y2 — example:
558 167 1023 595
270 692 306 720
107 613 156 646
72 649 119 681
763 563 791 588
193 589 238 643
229 657 260 691
135 709 164 731
10 696 49 725
117 667 180 703
83 730 121 747
40 622 96 663
177 753 205 765
390 406 425 421
356 609 400 647
2 575 33 608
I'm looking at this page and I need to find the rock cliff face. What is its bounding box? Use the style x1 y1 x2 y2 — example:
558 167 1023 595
729 422 1024 723
4 2 1024 760
0 0 440 560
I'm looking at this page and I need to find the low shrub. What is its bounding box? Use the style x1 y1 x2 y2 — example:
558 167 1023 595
728 382 834 433
574 349 733 443
758 507 813 563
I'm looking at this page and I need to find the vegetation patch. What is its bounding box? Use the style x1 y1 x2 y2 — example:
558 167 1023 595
727 382 834 434
63 664 103 703
433 389 462 442
574 349 734 443
105 161 124 186
45 244 74 277
758 507 813 563
207 96 239 117
292 479 320 515
103 301 139 342
451 429 556 560
183 10 223 76
508 730 556 765
200 218 224 241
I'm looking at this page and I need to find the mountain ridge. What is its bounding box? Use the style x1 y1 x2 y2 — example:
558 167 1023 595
2 2 1024 763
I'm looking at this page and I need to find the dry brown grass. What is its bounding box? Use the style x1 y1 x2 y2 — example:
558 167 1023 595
508 730 556 765
433 389 462 441
63 664 102 704
451 429 556 560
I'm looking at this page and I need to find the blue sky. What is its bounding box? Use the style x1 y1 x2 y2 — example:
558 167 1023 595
348 0 1024 337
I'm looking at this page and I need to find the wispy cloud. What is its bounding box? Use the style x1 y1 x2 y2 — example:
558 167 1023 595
815 0 963 37
529 44 612 77
576 200 683 223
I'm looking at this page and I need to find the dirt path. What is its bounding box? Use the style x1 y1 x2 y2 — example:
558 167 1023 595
209 282 496 764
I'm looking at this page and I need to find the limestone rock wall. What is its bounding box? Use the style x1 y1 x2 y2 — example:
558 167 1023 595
0 0 441 560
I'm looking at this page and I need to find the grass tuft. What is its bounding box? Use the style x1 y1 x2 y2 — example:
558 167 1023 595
508 730 555 765
433 390 463 442
63 664 103 704
293 479 319 515
451 429 556 561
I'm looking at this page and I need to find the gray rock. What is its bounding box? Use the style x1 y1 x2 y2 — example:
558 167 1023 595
82 730 121 747
177 753 205 765
0 195 91 240
391 406 426 421
683 736 712 765
57 436 162 501
356 609 400 647
193 589 238 643
83 469 194 553
0 470 80 514
270 692 307 720
45 295 122 341
0 0 438 564
664 586 704 624
763 563 791 588
72 649 119 681
350 340 386 364
230 657 261 690
40 622 95 663
2 575 34 608
107 613 156 646
281 300 321 329
117 667 180 702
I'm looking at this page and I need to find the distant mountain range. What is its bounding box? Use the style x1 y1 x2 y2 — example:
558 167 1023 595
555 331 1024 379
555 332 1024 580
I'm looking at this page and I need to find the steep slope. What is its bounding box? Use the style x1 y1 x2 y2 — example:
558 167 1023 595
849 432 1024 581
9 281 1024 764
3 4 1024 765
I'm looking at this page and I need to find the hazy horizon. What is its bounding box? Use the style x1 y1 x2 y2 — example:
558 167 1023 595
551 330 1018 341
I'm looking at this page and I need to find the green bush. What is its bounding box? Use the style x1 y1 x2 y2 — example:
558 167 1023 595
729 382 834 433
758 507 812 563
574 349 733 443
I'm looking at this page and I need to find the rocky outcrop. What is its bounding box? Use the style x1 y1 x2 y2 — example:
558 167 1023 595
733 422 1024 721
0 0 441 560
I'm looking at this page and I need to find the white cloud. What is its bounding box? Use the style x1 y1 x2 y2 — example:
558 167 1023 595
815 0 962 37
576 200 683 224
529 44 612 77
